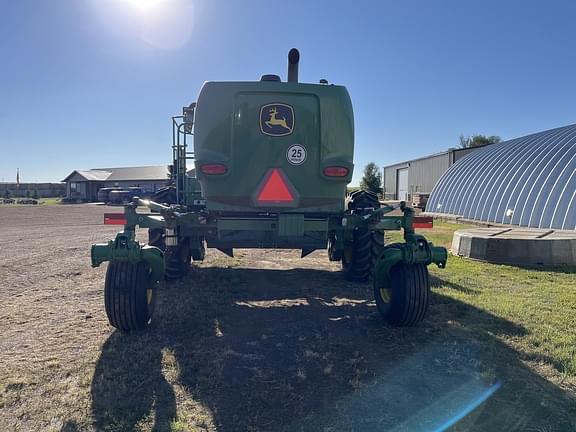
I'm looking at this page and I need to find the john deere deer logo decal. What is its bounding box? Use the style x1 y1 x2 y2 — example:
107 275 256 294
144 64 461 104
260 103 294 136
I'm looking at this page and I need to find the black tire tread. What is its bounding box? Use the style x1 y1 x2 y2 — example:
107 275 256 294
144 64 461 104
148 228 166 251
342 190 383 281
104 261 153 332
164 242 191 281
374 245 430 326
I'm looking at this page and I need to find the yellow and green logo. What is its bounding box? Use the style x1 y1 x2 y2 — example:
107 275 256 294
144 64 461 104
260 103 294 137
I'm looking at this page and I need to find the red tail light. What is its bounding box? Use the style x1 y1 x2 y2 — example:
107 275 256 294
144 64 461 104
323 166 349 177
104 213 127 225
200 163 227 175
413 216 433 229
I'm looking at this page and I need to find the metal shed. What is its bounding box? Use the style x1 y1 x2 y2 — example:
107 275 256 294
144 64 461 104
382 146 491 200
427 123 576 230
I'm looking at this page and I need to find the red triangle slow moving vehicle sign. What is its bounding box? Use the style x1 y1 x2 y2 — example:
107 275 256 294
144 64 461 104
256 168 295 204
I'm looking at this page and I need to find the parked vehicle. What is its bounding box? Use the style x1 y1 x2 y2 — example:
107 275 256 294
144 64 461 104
97 187 120 203
16 198 38 205
91 49 447 332
107 190 132 205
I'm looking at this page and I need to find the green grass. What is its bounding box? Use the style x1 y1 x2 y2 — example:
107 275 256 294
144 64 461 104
390 221 576 376
0 197 61 206
433 256 576 375
38 197 61 205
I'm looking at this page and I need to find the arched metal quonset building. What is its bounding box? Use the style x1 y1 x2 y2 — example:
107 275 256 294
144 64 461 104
427 123 576 230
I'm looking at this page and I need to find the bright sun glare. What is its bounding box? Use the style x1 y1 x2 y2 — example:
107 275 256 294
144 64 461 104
125 0 166 10
95 0 194 50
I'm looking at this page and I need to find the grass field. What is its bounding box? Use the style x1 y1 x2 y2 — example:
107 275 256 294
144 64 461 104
0 197 61 206
391 222 576 377
390 222 576 429
38 197 62 205
0 208 574 431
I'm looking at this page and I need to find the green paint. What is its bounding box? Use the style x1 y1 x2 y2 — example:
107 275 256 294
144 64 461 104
90 50 448 331
194 81 353 213
91 231 164 287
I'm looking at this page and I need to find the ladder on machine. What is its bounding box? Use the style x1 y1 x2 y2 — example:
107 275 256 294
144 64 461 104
171 103 196 205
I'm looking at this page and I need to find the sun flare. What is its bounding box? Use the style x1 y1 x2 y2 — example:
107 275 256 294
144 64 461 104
124 0 167 11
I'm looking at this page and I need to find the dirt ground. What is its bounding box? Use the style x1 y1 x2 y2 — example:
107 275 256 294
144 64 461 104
0 205 574 431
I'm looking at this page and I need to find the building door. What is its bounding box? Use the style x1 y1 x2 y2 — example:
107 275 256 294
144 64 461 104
396 168 409 200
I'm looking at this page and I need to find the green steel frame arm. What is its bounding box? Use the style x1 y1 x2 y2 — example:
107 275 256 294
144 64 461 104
89 197 210 285
373 203 448 291
121 197 211 232
91 230 165 286
136 198 172 213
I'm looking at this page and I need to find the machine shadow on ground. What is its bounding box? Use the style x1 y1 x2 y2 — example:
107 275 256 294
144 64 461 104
91 266 576 432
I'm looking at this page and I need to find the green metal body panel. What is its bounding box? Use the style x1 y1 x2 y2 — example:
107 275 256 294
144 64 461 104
278 214 305 237
194 81 354 213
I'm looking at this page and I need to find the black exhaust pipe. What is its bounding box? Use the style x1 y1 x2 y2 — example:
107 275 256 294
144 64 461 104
288 48 300 83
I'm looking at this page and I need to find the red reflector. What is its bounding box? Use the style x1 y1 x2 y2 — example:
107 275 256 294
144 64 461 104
413 216 433 229
104 213 127 225
200 163 227 175
257 168 294 203
323 166 349 177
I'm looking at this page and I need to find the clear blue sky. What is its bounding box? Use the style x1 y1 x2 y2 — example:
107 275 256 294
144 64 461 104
1 0 576 185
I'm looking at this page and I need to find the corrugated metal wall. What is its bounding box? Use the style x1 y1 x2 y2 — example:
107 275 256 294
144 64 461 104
407 153 450 196
382 154 449 199
427 124 576 230
452 147 481 163
0 183 66 198
382 146 494 200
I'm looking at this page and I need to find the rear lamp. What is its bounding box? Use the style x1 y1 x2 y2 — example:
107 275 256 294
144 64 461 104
104 213 127 225
200 163 227 175
413 216 434 229
323 166 349 177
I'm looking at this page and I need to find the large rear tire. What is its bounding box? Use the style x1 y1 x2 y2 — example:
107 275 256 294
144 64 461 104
104 261 156 332
341 190 384 281
342 229 371 281
374 256 430 326
190 237 206 261
165 242 191 281
148 228 166 251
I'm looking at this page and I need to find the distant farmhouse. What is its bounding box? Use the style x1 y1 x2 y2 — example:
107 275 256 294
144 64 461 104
62 165 172 202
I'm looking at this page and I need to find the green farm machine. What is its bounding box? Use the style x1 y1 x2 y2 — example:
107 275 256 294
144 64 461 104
91 49 447 331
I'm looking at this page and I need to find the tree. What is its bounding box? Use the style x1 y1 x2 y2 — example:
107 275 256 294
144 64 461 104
3 189 10 199
360 162 382 194
32 189 39 199
459 134 501 148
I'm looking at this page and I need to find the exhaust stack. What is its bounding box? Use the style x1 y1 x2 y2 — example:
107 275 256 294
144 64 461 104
287 48 300 83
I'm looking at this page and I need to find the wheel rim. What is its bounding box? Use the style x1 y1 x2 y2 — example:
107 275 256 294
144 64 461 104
146 287 153 305
379 287 391 303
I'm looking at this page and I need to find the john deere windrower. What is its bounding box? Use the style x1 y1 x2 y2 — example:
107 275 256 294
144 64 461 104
91 49 447 331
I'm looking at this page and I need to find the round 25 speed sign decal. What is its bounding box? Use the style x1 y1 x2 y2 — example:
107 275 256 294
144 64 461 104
286 144 307 165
